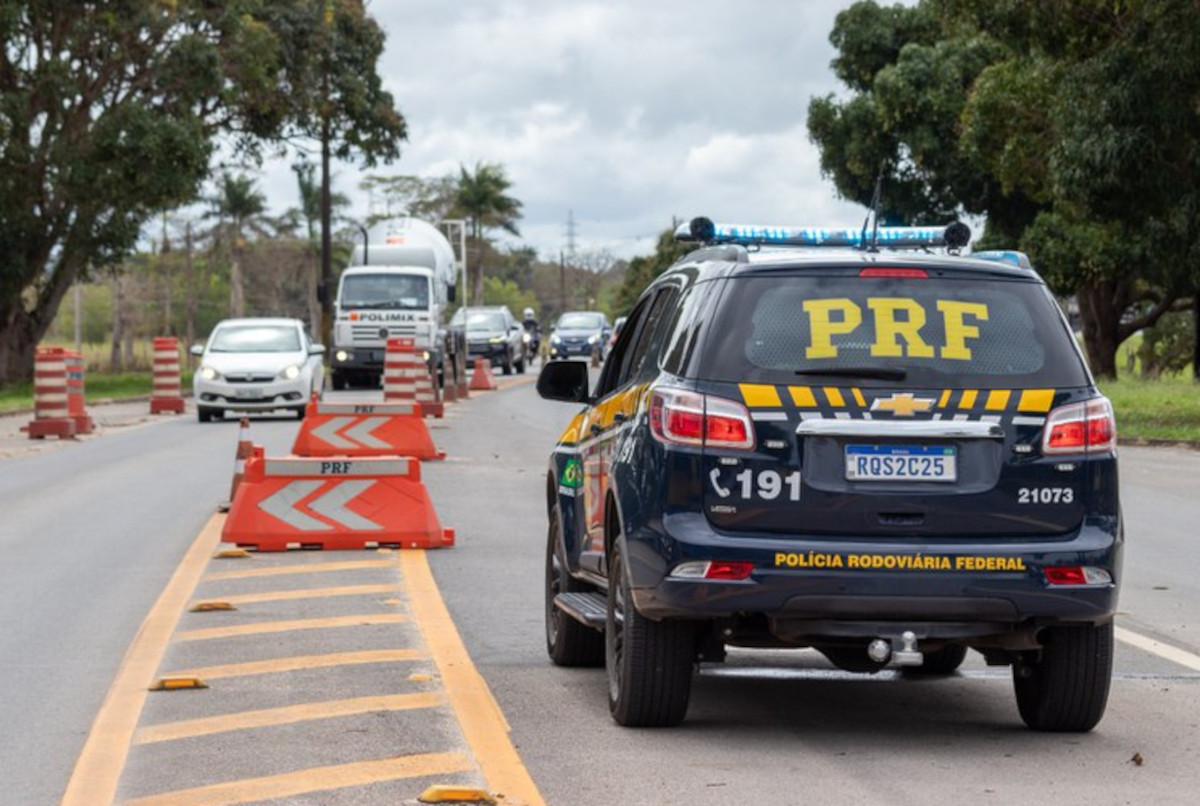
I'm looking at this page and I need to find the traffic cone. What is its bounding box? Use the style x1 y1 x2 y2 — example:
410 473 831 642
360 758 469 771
469 357 498 391
219 418 254 512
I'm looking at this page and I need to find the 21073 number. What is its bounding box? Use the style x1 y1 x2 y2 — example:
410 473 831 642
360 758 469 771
1017 487 1074 504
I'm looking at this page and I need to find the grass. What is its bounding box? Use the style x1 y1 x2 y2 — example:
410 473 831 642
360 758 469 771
0 371 193 415
1098 376 1200 443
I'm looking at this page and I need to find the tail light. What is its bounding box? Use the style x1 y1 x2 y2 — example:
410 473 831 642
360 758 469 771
649 388 755 450
1042 397 1116 455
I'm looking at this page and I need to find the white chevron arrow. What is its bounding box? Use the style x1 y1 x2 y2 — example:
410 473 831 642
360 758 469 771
310 416 390 449
259 480 384 531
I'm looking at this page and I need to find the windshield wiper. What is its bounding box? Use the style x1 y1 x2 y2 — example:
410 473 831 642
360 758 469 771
794 367 907 381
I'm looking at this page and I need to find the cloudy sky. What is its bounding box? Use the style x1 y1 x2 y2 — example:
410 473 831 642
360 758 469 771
257 0 868 261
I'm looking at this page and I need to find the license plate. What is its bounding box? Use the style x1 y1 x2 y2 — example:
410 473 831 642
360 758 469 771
234 388 263 399
845 445 957 482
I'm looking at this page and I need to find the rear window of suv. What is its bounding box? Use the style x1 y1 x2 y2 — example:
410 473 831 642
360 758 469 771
698 273 1088 388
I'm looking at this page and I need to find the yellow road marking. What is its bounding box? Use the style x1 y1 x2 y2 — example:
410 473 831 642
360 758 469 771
190 583 400 607
400 551 546 806
205 559 394 581
124 752 474 806
1116 626 1200 673
60 514 224 806
176 613 407 642
167 649 425 681
135 692 443 744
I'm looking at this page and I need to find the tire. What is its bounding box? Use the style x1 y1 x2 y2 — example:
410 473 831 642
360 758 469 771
516 352 526 374
1014 622 1113 732
331 372 347 391
545 507 604 667
606 537 695 727
502 349 513 375
197 406 217 423
294 406 306 420
908 644 968 675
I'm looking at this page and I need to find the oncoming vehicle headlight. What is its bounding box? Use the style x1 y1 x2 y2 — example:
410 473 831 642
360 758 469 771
335 349 350 362
489 336 505 344
279 364 302 381
550 334 561 344
198 365 221 381
588 334 600 344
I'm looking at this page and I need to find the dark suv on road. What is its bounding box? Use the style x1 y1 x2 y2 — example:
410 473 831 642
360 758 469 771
537 218 1121 732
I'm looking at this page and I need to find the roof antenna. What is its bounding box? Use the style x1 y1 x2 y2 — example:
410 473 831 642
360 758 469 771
859 170 884 252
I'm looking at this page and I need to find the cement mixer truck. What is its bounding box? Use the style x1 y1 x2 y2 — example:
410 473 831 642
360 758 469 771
328 217 458 390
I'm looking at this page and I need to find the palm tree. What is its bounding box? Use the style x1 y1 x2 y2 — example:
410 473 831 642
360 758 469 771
291 161 350 332
204 172 268 318
453 162 523 304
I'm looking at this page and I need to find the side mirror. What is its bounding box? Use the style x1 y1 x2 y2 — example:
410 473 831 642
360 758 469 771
190 344 204 357
310 344 325 355
537 360 590 403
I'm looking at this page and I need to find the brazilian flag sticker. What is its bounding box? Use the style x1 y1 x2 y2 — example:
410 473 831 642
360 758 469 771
561 458 583 488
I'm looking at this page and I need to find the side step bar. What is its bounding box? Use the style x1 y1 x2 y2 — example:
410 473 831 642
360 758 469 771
554 592 607 630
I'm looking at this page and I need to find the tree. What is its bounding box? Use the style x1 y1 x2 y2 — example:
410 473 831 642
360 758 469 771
613 229 692 316
361 173 459 224
0 1 406 386
203 173 269 318
807 0 1200 378
452 162 523 305
291 160 348 332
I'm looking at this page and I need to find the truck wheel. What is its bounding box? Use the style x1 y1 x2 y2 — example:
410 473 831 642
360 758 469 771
606 537 695 727
1014 622 1113 732
331 372 347 391
545 507 604 667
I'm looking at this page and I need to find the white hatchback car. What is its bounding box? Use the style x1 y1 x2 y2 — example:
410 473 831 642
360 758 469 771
191 318 325 422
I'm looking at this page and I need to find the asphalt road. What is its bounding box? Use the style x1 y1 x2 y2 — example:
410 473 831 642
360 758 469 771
1 384 1198 805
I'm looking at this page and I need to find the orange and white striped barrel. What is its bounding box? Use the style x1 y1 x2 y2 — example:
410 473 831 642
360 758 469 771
150 337 186 414
63 350 94 434
23 347 76 439
383 338 442 417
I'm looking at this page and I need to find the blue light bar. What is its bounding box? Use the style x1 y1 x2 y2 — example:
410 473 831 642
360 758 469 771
675 217 970 250
969 250 1032 269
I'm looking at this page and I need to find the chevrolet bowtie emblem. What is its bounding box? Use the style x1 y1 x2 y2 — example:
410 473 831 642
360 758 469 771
871 393 935 417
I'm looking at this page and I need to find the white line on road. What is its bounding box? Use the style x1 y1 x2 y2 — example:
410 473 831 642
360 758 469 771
1116 626 1200 673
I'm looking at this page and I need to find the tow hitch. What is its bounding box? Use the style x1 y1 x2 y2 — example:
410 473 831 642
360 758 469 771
867 631 925 667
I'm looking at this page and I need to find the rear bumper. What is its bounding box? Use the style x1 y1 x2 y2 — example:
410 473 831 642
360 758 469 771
627 513 1122 635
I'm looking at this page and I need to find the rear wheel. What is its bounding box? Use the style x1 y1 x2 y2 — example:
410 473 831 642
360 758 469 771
545 507 604 667
1014 623 1113 732
606 537 695 727
502 349 513 375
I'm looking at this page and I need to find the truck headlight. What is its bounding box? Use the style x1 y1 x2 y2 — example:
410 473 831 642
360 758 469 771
335 350 350 362
199 365 221 381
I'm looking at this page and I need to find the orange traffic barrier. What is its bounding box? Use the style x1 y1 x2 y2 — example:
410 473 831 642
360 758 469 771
291 401 444 460
383 338 443 418
221 449 455 551
23 347 76 440
150 337 186 414
64 349 95 434
469 357 498 391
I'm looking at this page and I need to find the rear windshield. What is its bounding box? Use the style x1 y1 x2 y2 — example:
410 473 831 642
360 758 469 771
699 274 1088 388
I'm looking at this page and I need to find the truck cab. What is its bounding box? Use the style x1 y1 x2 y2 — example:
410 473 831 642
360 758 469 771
330 218 457 390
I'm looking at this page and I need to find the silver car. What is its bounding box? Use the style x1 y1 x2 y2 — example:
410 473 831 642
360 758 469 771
191 318 325 422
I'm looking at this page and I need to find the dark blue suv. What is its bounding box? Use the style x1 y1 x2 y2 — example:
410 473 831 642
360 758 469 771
537 218 1121 731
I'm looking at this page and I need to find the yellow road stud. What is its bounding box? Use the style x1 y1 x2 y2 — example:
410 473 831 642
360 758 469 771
419 785 496 804
149 677 208 691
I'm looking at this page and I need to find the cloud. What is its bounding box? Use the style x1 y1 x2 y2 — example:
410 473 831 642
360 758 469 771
251 0 866 259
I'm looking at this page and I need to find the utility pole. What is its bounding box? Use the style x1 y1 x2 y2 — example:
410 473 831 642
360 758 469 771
565 209 578 261
319 1 334 352
559 250 566 316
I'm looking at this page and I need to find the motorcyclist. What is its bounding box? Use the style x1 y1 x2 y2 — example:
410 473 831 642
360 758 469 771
521 307 541 362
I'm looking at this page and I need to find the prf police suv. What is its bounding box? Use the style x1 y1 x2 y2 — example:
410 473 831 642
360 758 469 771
537 217 1121 731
